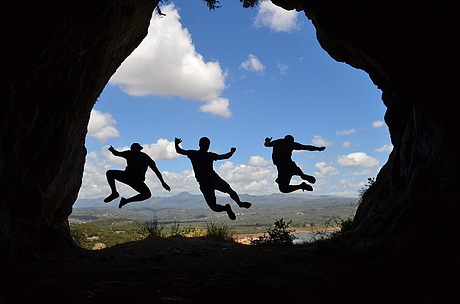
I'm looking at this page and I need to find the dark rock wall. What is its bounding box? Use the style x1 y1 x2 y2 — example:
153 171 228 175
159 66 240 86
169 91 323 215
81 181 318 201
298 1 460 249
1 0 158 256
1 0 458 256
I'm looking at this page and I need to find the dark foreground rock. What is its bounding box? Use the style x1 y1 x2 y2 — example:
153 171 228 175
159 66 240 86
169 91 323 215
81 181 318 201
1 236 457 303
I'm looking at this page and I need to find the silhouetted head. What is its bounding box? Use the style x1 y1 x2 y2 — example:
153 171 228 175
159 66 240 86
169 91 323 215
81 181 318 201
284 135 294 143
199 137 210 151
131 143 143 151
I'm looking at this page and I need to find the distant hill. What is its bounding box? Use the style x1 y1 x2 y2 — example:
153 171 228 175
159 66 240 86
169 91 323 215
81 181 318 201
71 192 358 226
74 191 357 209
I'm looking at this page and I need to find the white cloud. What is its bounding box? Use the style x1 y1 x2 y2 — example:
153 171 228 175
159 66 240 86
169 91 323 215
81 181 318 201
215 161 278 194
142 138 181 161
337 152 379 168
87 110 120 142
254 1 300 33
199 98 231 118
315 162 339 176
248 155 271 166
342 141 352 148
372 120 385 128
108 4 230 118
79 150 113 199
335 128 356 136
277 62 289 76
375 144 393 152
240 54 265 73
312 135 334 147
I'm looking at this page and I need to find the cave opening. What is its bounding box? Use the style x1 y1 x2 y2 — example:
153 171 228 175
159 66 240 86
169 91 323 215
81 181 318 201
74 1 389 248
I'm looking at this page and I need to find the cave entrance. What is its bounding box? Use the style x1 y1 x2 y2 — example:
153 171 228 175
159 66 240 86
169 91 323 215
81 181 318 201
75 1 390 245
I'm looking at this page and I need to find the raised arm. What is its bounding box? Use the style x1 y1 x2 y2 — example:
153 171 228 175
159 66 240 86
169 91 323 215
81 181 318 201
108 145 123 157
174 137 187 155
264 137 273 147
294 142 326 151
216 147 236 160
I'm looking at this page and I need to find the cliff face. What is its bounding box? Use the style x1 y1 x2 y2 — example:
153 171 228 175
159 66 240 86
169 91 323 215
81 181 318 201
1 0 159 256
1 0 458 257
298 1 459 249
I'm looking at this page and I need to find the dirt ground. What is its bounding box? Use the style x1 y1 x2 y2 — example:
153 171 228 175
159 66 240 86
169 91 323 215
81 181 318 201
0 236 456 304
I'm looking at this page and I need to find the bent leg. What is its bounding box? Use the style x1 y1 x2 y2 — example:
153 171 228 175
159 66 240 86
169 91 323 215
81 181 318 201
278 183 312 193
200 185 225 212
216 178 251 209
200 184 236 220
119 181 151 208
104 170 122 202
275 169 294 193
275 164 313 193
292 165 316 184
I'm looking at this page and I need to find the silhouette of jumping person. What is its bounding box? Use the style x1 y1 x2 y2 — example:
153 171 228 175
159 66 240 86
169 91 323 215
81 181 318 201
104 143 171 208
174 137 251 220
265 135 325 193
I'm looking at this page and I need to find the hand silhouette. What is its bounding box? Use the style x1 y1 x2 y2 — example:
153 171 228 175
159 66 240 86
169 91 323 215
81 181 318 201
162 181 171 191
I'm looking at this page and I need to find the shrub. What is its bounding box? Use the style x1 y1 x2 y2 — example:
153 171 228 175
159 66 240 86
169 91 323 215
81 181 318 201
169 221 182 237
310 215 354 248
358 177 375 205
138 217 165 238
205 221 235 242
70 226 85 247
250 218 297 247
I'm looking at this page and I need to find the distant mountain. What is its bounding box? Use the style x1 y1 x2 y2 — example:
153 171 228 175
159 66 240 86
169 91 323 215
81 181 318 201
74 192 357 209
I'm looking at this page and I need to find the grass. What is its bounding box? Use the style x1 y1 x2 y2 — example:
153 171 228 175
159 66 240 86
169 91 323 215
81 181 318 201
70 218 227 250
70 215 355 250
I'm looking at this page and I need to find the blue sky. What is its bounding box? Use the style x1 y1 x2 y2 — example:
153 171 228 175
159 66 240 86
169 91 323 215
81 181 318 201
80 1 392 200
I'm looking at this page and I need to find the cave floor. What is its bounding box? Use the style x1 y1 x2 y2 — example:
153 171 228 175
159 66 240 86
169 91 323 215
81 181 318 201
0 236 456 303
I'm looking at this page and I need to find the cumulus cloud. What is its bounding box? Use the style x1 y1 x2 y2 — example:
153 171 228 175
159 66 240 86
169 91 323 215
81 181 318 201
375 144 393 152
79 150 114 199
335 128 356 136
315 162 339 176
254 1 300 33
215 161 278 194
199 98 231 118
142 138 181 161
337 152 379 168
240 54 265 73
372 120 385 128
312 135 334 147
108 4 231 118
248 155 271 166
87 110 120 142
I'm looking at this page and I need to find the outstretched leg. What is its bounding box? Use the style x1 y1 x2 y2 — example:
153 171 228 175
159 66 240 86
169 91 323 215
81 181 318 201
200 185 236 220
300 173 316 184
104 170 121 202
228 189 251 209
278 182 313 193
215 177 251 209
292 165 316 184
